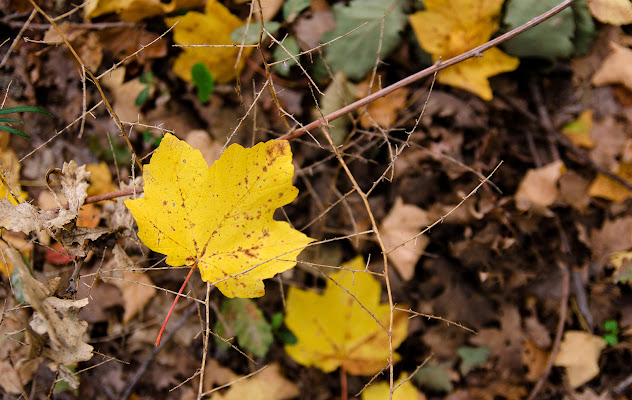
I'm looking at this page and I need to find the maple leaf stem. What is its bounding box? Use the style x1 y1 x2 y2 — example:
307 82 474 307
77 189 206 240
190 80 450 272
155 263 197 346
340 365 348 400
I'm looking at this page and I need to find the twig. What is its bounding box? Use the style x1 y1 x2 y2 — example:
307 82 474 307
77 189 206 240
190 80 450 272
0 9 36 69
526 263 569 400
278 0 580 141
120 302 198 400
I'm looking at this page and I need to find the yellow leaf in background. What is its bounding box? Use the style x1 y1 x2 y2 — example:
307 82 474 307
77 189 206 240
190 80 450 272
284 256 409 375
0 133 27 204
208 363 299 400
84 0 206 23
554 331 606 389
562 110 595 149
408 0 519 100
125 133 313 298
588 161 632 202
362 373 425 400
165 0 253 83
86 162 119 197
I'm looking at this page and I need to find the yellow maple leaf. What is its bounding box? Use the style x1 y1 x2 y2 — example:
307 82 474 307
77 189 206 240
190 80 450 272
409 0 519 100
284 256 409 375
165 0 253 84
84 0 205 23
125 133 314 298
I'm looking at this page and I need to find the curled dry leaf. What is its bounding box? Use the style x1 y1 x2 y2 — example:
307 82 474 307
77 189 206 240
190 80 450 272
0 296 41 394
5 246 93 370
0 160 89 234
554 331 606 388
380 197 431 281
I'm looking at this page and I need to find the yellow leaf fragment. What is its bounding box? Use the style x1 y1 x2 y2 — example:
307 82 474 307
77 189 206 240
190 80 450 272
86 162 119 197
125 133 313 298
588 161 632 202
284 256 409 375
84 0 206 22
165 0 253 83
588 0 632 26
554 331 606 389
408 0 519 100
0 132 27 204
561 110 595 149
362 373 425 400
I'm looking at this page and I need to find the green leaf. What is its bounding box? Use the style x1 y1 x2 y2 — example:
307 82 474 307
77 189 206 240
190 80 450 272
277 330 297 345
230 21 281 45
502 0 594 60
604 320 619 335
413 362 454 393
135 86 151 106
273 36 301 77
0 124 30 138
139 71 154 85
457 346 490 375
214 298 273 358
0 118 25 124
604 333 618 346
323 0 406 80
191 62 215 104
0 105 53 117
270 312 284 331
283 0 311 22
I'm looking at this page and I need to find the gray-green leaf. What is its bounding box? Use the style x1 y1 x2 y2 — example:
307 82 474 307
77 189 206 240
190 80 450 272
323 0 405 80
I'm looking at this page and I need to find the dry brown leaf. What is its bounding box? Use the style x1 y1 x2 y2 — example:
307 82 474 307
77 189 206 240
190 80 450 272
85 0 206 22
293 10 335 50
101 68 148 123
588 0 632 26
380 197 431 281
590 216 632 262
251 0 284 21
111 270 157 323
208 363 299 400
514 160 565 216
522 339 549 382
558 171 591 213
185 130 223 167
592 42 632 92
589 115 628 170
357 78 409 129
0 297 41 394
554 331 606 389
470 305 525 378
6 246 93 368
